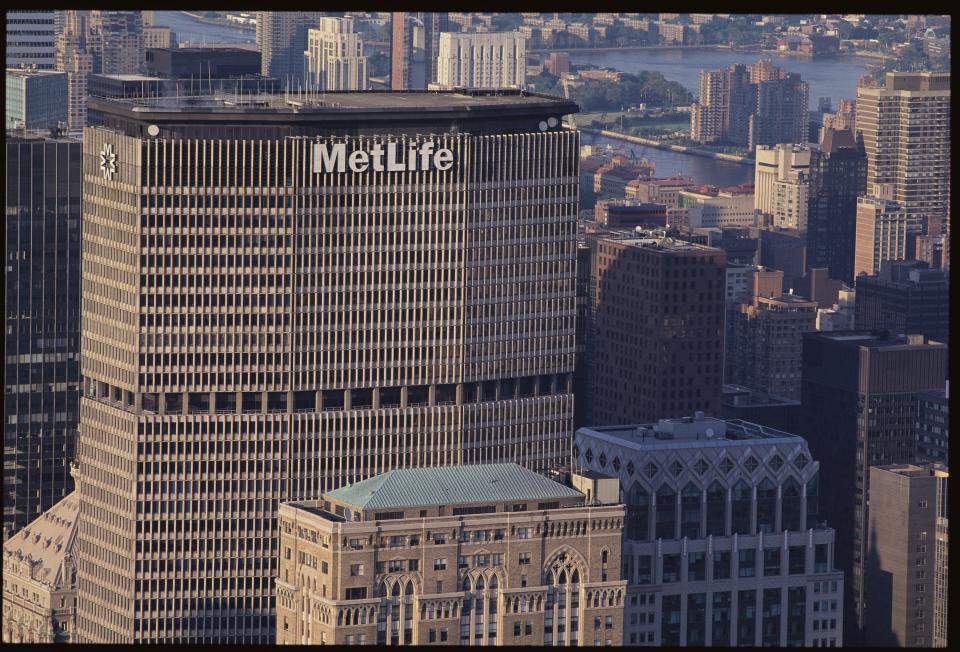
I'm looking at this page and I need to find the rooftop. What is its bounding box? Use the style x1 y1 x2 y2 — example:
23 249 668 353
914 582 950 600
6 68 66 79
3 492 79 588
807 330 945 349
872 463 949 479
722 384 801 408
578 414 802 451
325 463 582 511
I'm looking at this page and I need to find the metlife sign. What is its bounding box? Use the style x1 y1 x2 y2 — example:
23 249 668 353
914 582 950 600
313 141 454 174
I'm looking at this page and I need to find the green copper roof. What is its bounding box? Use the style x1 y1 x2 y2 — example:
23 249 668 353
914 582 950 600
327 463 582 511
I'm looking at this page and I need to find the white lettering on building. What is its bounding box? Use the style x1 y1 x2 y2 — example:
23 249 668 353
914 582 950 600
313 141 454 174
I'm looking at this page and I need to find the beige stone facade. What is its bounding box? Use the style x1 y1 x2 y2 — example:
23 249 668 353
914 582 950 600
276 464 626 646
2 493 79 644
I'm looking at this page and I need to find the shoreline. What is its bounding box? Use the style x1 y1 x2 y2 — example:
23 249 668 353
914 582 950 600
585 128 755 166
180 11 255 32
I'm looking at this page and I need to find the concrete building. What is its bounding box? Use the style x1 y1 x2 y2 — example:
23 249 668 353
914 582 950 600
1 493 79 643
805 128 867 285
679 188 757 229
854 260 950 344
143 25 176 50
628 176 694 208
575 415 845 646
758 227 806 288
864 464 948 647
5 68 68 130
6 11 56 70
305 17 368 91
436 32 526 89
54 11 95 129
590 234 725 425
727 294 817 401
4 132 82 541
816 287 856 331
75 89 580 643
754 144 812 230
256 11 322 83
90 11 144 77
390 12 447 90
854 194 908 278
276 464 626 646
915 385 948 466
792 267 843 310
855 72 951 251
144 47 261 78
799 331 948 642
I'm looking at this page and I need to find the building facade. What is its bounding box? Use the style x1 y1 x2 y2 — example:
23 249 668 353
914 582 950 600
854 194 908 278
575 415 845 646
54 10 95 129
854 260 950 344
276 464 626 646
390 12 447 90
864 464 948 647
799 331 948 642
75 90 580 643
589 234 726 426
6 11 56 70
436 32 526 89
256 11 322 83
305 17 368 91
5 68 68 130
855 72 951 249
805 128 867 285
915 386 949 466
4 133 82 541
2 492 79 644
754 144 811 231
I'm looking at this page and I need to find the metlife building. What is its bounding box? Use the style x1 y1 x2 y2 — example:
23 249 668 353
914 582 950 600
77 90 580 643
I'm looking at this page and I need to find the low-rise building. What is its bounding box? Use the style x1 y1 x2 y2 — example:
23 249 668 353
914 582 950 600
575 414 845 646
276 463 626 646
2 493 79 644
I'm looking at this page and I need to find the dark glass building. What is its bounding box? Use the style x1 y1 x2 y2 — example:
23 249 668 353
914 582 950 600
799 330 947 643
3 132 82 540
805 128 867 285
915 385 949 465
854 260 950 344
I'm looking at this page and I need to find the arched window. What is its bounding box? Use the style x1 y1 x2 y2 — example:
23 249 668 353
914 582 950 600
731 479 753 535
781 477 803 532
404 581 414 595
475 576 485 591
488 574 498 590
462 576 471 591
557 569 567 585
655 484 677 539
391 582 401 597
571 568 580 584
756 478 777 533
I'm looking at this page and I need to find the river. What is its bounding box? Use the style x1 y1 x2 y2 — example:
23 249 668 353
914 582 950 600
569 48 874 110
155 10 255 45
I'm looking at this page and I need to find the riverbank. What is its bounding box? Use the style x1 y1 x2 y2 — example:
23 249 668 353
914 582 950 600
530 44 732 54
584 128 754 166
181 11 255 31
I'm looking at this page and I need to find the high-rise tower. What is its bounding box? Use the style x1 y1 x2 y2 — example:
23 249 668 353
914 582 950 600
390 12 447 90
75 90 580 643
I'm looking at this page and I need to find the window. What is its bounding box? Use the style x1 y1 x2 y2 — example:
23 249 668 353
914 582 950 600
345 587 367 600
429 629 437 643
763 548 781 576
515 623 522 636
605 616 613 629
789 546 806 575
321 561 329 574
713 550 731 580
516 527 530 539
434 533 446 545
440 628 448 642
739 549 756 577
688 552 705 582
408 559 419 572
434 558 447 571
436 581 443 593
518 552 531 565
663 554 681 583
350 564 364 576
655 484 677 539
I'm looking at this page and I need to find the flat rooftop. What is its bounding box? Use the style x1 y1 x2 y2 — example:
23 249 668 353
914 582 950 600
326 463 582 511
809 330 945 348
92 89 578 115
578 415 802 451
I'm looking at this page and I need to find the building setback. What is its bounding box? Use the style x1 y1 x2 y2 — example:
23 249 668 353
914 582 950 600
854 260 950 344
75 90 580 643
589 234 726 426
798 331 947 643
4 132 82 540
864 464 948 647
805 128 867 285
575 414 845 646
276 464 626 645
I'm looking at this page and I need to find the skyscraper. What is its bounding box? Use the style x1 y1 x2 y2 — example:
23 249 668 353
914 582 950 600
748 73 810 149
855 72 951 253
256 11 322 83
436 32 526 89
854 193 908 278
76 89 580 643
799 331 947 642
914 384 948 465
854 260 950 344
590 233 726 425
575 414 845 646
753 144 811 230
4 132 82 540
805 128 867 285
864 464 948 647
89 10 143 76
6 10 56 70
5 68 68 130
305 17 368 91
390 12 447 90
55 10 95 129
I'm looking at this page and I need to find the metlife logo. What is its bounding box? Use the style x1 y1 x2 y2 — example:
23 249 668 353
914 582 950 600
313 140 454 174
